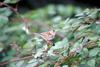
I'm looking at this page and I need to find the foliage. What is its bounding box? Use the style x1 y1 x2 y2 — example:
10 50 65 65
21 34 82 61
0 1 100 67
4 0 19 4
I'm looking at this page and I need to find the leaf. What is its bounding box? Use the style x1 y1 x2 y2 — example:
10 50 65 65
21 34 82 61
4 0 19 4
8 62 16 67
97 40 100 46
48 38 69 57
70 39 82 53
57 5 66 16
67 33 74 41
0 7 12 17
39 61 50 67
0 35 8 42
87 59 95 67
0 15 8 27
51 38 69 50
3 23 23 33
62 65 68 67
0 42 4 52
80 48 89 58
26 59 41 67
46 5 56 16
89 48 100 57
88 23 97 30
16 60 25 67
1 55 14 62
7 49 16 56
79 64 90 67
88 9 98 18
65 5 75 17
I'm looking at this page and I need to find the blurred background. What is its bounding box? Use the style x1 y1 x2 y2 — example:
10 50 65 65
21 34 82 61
0 0 100 67
18 0 100 8
3 0 99 13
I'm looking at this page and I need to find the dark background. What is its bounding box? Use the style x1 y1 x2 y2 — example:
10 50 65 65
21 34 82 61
19 0 100 9
1 0 99 12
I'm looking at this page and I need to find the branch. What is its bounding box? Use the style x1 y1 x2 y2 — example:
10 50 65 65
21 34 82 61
0 55 33 66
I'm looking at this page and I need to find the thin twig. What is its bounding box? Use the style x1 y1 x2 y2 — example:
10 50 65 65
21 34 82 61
0 55 33 66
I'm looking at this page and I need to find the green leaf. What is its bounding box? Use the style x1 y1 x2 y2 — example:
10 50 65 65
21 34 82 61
79 64 90 67
88 23 97 30
89 48 100 57
16 60 24 67
0 42 4 52
8 62 16 67
70 39 82 53
0 7 12 16
97 40 100 46
7 49 16 56
51 38 69 50
0 35 8 42
39 61 50 67
46 5 56 16
0 15 8 27
87 59 95 67
48 38 69 57
1 55 14 62
62 65 68 67
88 9 98 18
4 0 19 4
57 5 66 16
65 5 75 17
67 33 74 41
80 48 89 58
